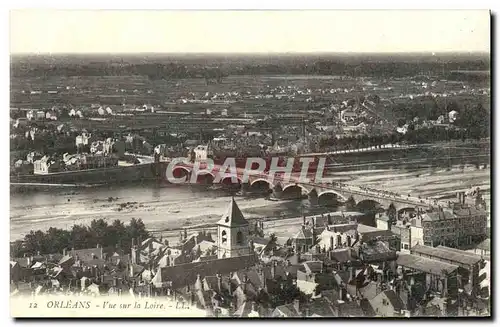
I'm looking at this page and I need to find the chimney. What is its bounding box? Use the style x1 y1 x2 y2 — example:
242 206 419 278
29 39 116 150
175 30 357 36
293 299 300 314
407 225 412 251
228 274 233 294
97 244 101 249
442 298 448 317
339 286 347 301
217 274 222 293
350 266 356 280
190 292 195 306
63 248 66 256
251 301 257 312
271 261 276 279
243 274 248 293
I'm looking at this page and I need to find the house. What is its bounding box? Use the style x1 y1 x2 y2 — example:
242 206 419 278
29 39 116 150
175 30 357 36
369 290 406 317
396 253 459 298
308 298 336 317
291 226 314 253
472 238 490 258
411 245 483 292
272 299 303 317
340 109 357 124
296 261 323 295
33 156 62 174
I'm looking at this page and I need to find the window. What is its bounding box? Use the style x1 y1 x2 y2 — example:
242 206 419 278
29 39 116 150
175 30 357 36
403 244 409 250
236 231 244 245
221 230 227 244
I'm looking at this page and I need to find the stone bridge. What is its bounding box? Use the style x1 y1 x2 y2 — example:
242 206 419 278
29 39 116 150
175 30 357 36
170 163 436 213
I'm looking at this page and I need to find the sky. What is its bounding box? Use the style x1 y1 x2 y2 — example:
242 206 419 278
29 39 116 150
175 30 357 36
9 10 491 54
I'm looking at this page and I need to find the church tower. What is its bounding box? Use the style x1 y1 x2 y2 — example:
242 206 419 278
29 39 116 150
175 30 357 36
216 197 250 259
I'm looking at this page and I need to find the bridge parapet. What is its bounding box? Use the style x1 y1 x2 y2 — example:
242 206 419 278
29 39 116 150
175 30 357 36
172 162 435 211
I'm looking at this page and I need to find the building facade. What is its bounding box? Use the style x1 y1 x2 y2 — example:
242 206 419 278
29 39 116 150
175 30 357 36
216 198 251 259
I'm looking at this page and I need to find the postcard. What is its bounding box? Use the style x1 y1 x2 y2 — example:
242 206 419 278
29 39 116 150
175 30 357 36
9 9 491 318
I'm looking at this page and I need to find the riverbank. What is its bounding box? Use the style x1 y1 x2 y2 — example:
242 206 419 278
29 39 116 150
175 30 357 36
10 162 490 242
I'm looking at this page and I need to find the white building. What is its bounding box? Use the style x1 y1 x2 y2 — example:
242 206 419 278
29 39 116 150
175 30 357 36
216 198 250 259
340 109 357 124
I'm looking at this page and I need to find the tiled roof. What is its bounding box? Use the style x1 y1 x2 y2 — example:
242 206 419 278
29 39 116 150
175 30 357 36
309 298 336 317
293 228 313 240
397 253 458 276
358 281 379 301
274 303 300 317
330 248 357 263
303 261 323 274
475 238 491 252
357 241 397 262
421 209 455 221
412 245 482 266
152 254 257 288
383 290 405 311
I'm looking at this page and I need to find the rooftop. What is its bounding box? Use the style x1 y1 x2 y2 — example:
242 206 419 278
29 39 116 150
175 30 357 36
412 245 482 266
474 238 491 252
397 253 459 277
216 197 249 227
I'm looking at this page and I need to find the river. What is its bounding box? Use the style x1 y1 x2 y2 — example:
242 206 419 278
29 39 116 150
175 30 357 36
10 161 491 242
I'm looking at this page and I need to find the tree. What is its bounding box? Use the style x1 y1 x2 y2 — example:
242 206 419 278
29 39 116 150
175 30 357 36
10 240 25 258
108 219 127 248
71 224 92 249
45 227 71 253
89 219 109 247
24 230 48 255
126 218 150 243
387 203 397 222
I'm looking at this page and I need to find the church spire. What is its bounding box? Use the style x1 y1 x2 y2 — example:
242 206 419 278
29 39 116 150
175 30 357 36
217 197 249 227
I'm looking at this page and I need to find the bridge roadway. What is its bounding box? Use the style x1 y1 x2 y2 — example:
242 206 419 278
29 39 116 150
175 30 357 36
173 162 447 212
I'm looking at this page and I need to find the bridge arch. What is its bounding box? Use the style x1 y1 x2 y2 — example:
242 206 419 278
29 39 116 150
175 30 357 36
282 183 310 194
281 183 308 199
249 179 273 193
219 175 242 186
170 166 191 180
194 171 216 184
250 178 274 188
356 199 383 212
318 190 349 202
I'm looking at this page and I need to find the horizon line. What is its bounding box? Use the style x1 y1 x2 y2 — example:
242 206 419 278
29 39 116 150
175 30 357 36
10 51 491 56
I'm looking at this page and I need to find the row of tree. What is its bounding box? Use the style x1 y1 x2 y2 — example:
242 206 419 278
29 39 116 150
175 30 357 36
11 59 490 79
319 122 488 152
10 218 150 258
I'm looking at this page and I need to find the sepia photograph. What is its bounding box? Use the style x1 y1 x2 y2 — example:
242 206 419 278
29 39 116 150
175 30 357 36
8 9 491 318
